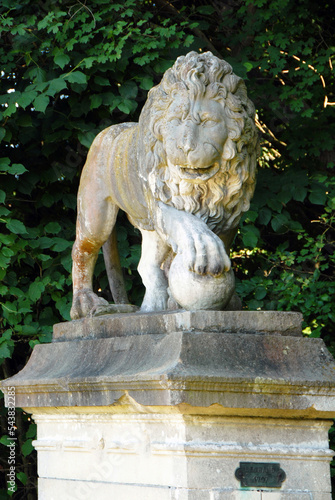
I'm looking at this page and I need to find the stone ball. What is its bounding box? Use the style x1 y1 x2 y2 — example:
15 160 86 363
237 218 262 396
168 253 235 311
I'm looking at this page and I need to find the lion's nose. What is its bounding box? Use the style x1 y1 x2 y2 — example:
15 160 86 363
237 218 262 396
183 143 195 155
178 139 195 156
182 131 196 155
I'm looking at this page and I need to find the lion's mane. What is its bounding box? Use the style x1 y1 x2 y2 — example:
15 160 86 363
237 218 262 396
138 51 259 234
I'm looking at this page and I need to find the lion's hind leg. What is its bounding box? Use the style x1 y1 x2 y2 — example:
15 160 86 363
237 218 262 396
102 227 129 304
70 196 119 320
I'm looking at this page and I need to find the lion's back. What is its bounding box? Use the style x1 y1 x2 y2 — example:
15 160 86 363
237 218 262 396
98 122 137 144
102 123 154 231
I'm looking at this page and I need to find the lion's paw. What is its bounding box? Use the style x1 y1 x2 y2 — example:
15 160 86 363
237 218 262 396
183 229 231 277
70 289 109 320
140 289 169 312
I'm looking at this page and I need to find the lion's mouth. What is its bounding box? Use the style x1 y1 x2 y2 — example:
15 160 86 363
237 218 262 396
179 163 220 182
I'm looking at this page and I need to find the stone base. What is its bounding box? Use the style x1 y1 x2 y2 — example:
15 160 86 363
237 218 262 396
32 409 332 500
2 310 335 499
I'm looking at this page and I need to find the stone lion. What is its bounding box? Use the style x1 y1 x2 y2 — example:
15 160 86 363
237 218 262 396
70 51 259 319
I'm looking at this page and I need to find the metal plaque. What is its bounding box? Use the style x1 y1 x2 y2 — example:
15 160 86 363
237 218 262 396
235 462 286 488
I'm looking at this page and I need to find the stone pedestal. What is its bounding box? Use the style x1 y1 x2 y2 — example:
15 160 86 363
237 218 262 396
2 310 335 499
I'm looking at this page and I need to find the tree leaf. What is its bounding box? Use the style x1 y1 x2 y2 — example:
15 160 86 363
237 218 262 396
10 163 27 175
0 157 10 170
271 213 289 232
243 61 253 72
139 76 153 90
0 342 12 361
6 219 27 234
38 236 54 249
54 53 70 69
47 78 67 96
257 207 272 225
44 221 61 234
293 186 307 202
0 207 10 216
51 238 72 251
241 225 259 248
117 99 135 114
65 71 87 84
18 91 38 109
255 287 267 300
90 94 103 109
78 130 96 148
19 324 38 335
119 81 138 99
29 67 47 83
0 436 13 446
309 190 326 205
16 472 28 485
94 75 110 86
21 439 34 457
33 94 49 113
28 281 45 301
25 423 37 439
3 103 16 117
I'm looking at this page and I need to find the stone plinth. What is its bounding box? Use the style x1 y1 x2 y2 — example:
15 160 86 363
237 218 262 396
2 310 335 499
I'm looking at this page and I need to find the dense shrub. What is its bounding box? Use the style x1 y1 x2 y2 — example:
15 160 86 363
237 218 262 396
0 1 334 497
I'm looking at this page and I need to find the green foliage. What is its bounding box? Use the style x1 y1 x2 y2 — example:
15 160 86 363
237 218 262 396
0 0 334 498
0 2 199 496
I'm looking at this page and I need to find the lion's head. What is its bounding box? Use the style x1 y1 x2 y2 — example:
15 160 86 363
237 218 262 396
139 51 259 234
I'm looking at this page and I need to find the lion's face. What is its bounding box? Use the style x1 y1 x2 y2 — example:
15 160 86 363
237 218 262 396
141 51 259 233
161 94 227 184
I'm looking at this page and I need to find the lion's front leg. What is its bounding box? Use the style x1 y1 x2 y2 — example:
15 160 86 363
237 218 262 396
138 229 170 312
155 202 231 276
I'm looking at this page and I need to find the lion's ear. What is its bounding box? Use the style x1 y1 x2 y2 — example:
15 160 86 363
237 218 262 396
222 138 235 161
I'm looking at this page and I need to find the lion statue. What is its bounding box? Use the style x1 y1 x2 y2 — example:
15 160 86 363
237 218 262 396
70 51 259 319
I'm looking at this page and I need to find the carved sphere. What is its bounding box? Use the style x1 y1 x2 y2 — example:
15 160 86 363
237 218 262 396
168 253 235 311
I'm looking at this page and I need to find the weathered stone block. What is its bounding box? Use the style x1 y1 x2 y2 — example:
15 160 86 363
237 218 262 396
53 310 303 341
2 310 335 499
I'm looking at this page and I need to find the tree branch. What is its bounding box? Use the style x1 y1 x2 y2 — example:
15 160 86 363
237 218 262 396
154 0 222 57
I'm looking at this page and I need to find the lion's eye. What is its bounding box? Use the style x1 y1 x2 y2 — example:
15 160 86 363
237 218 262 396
201 118 217 126
170 117 181 125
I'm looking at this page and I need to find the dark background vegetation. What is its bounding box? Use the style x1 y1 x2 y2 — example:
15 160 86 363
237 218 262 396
0 0 334 498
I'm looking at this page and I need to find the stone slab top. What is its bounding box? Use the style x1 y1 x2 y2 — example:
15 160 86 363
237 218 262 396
5 310 335 419
3 321 335 417
53 310 303 342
